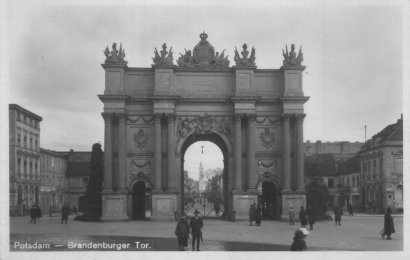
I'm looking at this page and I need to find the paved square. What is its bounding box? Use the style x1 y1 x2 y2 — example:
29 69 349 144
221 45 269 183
9 214 402 251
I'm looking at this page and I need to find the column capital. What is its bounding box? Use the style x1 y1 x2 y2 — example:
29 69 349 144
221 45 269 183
234 113 244 120
153 113 162 121
247 113 256 121
101 112 113 121
116 113 127 122
295 113 306 120
281 113 292 120
166 113 176 121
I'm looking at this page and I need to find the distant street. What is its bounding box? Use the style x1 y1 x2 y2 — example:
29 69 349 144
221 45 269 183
9 213 402 251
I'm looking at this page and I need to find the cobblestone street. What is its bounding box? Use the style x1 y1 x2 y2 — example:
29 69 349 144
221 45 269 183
9 214 403 251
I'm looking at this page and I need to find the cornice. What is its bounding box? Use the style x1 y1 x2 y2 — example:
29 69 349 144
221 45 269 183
98 95 130 102
280 96 310 103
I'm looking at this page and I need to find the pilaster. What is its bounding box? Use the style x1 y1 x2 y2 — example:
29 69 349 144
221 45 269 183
233 114 243 192
282 114 291 192
102 112 113 192
153 114 162 192
296 113 306 192
247 114 257 193
167 113 177 193
117 113 127 192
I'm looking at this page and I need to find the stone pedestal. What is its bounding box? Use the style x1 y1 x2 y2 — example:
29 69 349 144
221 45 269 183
151 192 178 221
280 192 306 220
101 192 128 221
232 192 257 220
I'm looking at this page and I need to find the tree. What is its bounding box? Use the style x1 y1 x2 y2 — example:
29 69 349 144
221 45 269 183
77 143 103 221
183 171 199 205
306 181 329 218
205 168 224 203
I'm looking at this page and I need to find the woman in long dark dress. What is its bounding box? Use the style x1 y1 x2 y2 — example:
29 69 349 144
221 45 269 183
299 206 308 228
382 207 395 240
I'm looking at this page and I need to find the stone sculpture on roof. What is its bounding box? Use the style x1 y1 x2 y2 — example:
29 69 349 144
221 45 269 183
152 43 174 66
234 43 256 66
282 44 303 66
177 31 230 69
104 43 127 65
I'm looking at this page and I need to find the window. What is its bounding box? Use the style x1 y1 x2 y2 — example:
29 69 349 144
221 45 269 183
17 158 21 176
17 133 21 147
24 135 27 148
328 178 334 188
379 158 383 177
29 162 33 177
35 163 38 177
24 160 27 177
373 160 377 179
30 138 33 150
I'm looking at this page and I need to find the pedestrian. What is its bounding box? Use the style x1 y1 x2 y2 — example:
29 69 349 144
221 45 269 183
289 206 295 225
255 204 262 226
306 205 315 230
175 213 190 251
348 204 354 216
382 207 395 240
214 201 220 217
190 210 203 251
290 228 309 251
35 205 42 223
249 203 256 226
30 205 37 224
61 203 70 224
334 205 342 226
299 206 307 228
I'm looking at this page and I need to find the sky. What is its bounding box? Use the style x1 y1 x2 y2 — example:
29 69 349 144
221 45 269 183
1 0 408 178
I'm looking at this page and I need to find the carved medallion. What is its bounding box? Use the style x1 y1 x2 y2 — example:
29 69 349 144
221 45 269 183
133 129 150 149
259 128 275 149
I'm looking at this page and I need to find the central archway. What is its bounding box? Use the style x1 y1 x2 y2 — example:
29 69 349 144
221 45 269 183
179 131 230 219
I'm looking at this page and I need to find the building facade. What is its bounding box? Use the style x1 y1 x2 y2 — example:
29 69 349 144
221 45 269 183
59 150 93 210
99 33 308 220
359 116 403 213
304 141 363 209
9 104 42 216
39 148 67 215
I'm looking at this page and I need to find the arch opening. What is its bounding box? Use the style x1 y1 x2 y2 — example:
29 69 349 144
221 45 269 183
132 181 152 219
258 181 281 219
180 132 228 218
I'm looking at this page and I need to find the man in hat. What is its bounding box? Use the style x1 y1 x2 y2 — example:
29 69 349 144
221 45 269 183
190 210 203 251
175 213 190 251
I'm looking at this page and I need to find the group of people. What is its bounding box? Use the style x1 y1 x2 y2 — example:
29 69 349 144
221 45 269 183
248 203 262 226
175 210 204 251
30 204 42 224
297 205 315 230
28 203 73 224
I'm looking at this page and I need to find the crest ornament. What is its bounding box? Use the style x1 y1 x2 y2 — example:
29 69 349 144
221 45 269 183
234 43 256 66
282 44 303 66
133 129 150 149
177 32 230 69
152 43 174 65
259 128 275 149
103 43 127 65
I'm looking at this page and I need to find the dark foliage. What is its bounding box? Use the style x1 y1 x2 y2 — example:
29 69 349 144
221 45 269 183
306 181 329 218
76 143 103 221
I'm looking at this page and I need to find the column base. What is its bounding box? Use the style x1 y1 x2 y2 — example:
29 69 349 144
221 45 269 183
101 192 129 221
280 192 306 221
232 192 257 220
151 192 178 221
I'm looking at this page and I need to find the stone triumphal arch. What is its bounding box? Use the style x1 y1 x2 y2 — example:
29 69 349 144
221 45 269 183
99 32 309 220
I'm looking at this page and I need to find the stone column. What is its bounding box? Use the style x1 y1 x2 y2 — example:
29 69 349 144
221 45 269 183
247 114 257 192
117 113 127 191
167 114 177 192
296 114 306 192
234 114 243 191
102 112 113 191
282 114 291 191
153 114 162 192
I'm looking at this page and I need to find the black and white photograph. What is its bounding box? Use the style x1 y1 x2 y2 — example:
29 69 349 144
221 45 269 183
0 0 408 259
